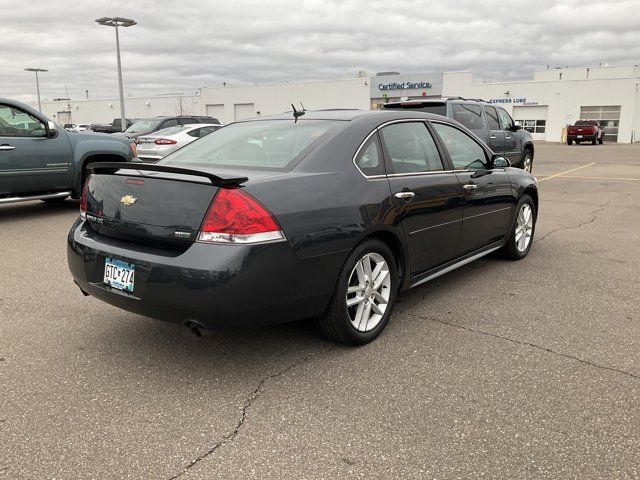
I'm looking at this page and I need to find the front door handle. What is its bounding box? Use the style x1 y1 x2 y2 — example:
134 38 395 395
463 184 478 194
394 191 415 201
0 144 16 151
505 135 511 139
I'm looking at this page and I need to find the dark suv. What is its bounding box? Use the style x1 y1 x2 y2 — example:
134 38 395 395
116 116 220 141
382 98 535 172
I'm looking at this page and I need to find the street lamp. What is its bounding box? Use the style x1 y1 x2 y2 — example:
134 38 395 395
95 16 137 132
24 68 48 112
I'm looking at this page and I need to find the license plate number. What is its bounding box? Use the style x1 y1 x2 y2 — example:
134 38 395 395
104 258 135 292
577 135 583 139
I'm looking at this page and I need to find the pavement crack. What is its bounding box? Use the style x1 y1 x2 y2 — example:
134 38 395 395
168 347 333 479
410 313 640 381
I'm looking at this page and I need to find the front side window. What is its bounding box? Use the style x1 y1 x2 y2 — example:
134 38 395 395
433 122 488 170
452 104 484 130
379 122 443 174
0 104 46 137
484 106 500 130
497 108 514 130
163 120 344 170
355 134 384 176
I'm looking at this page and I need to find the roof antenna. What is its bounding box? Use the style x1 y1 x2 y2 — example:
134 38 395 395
291 103 305 123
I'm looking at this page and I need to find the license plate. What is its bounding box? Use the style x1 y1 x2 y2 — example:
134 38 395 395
104 258 135 292
577 135 583 139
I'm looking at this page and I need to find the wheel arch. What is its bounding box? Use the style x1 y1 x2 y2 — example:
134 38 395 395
73 153 129 197
523 141 534 156
359 228 409 291
523 186 539 217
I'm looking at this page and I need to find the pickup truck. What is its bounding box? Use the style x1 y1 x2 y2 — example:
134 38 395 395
0 98 138 204
566 120 604 145
382 98 535 172
91 118 136 134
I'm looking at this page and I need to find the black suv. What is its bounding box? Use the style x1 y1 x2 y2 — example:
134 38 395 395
117 116 221 141
382 98 534 172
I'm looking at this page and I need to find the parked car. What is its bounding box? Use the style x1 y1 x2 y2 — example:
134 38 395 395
382 98 535 172
136 123 222 162
566 120 604 145
68 109 538 345
92 118 136 134
0 98 138 204
117 116 221 141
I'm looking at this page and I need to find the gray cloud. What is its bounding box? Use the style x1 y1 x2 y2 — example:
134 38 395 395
2 0 639 104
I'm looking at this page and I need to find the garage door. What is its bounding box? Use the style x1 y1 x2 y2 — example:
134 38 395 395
580 105 621 142
205 104 224 123
513 105 548 141
234 103 255 121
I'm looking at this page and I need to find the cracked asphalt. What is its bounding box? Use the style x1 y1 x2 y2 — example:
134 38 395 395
1 142 639 479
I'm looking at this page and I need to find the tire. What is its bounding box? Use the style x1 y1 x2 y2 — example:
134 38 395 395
598 137 603 145
520 149 533 173
591 137 597 145
317 239 398 345
567 139 573 145
501 195 536 260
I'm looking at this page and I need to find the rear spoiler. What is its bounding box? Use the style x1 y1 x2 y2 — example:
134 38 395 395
86 162 248 187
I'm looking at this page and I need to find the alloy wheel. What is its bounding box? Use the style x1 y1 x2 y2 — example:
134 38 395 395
515 203 534 252
523 152 532 172
345 253 391 332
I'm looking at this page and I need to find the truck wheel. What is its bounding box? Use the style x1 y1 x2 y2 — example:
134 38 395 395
521 149 533 173
42 196 68 204
598 137 604 145
591 137 597 145
567 139 573 145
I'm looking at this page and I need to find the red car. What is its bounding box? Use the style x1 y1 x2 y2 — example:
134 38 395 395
567 120 605 145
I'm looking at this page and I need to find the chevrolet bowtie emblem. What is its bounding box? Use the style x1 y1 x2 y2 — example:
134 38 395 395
120 195 138 206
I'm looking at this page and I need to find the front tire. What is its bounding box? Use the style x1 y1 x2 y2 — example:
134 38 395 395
317 239 398 345
501 195 536 260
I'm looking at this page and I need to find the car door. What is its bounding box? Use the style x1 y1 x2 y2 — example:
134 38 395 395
497 107 521 164
483 105 505 155
377 121 464 275
0 103 72 196
431 121 513 255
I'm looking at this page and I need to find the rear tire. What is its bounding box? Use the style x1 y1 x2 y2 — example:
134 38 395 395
598 137 604 145
591 137 597 145
567 139 573 145
501 195 536 260
520 149 533 172
317 239 398 345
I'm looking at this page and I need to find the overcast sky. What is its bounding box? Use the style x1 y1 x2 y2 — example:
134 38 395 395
2 0 639 105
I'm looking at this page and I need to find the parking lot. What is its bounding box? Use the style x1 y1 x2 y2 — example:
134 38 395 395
1 142 638 479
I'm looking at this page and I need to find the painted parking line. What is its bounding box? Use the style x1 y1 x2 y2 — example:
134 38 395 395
537 162 596 182
558 175 640 181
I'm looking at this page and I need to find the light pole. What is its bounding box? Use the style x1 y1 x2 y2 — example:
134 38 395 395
25 68 48 112
95 17 137 132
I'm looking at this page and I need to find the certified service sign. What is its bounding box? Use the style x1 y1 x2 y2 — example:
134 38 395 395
378 81 432 91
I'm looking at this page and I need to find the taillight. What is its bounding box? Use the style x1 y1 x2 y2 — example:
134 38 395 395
154 138 177 145
130 142 138 157
198 188 285 244
79 174 91 220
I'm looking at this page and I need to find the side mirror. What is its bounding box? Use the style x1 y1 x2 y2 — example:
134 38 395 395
46 120 58 138
492 155 510 168
511 122 522 131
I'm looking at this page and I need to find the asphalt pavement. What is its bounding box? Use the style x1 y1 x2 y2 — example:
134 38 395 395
1 142 639 479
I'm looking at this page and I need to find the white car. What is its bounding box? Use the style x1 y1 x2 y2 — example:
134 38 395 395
136 123 222 162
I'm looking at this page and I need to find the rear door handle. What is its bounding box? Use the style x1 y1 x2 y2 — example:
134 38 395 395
394 191 415 201
489 135 496 139
0 144 16 151
463 184 478 194
505 135 511 139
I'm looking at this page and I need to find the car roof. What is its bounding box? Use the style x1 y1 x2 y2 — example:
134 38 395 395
235 109 451 123
384 97 490 107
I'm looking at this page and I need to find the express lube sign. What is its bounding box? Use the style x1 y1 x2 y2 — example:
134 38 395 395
378 81 433 91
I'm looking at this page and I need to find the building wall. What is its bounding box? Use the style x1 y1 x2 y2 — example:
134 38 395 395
443 69 640 143
200 78 370 124
370 72 443 109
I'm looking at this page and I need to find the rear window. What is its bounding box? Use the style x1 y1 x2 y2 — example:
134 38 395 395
126 119 162 133
382 103 446 116
162 120 344 170
452 104 484 130
154 126 189 136
575 120 598 126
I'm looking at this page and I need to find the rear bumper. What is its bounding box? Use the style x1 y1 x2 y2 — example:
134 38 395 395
67 219 345 329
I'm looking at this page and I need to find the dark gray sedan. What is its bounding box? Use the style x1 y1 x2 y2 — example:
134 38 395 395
67 110 538 345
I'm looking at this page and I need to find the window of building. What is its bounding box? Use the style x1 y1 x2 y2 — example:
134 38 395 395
516 119 546 134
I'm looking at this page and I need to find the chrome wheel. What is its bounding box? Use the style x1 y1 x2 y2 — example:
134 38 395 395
515 203 533 252
523 151 532 172
345 252 391 332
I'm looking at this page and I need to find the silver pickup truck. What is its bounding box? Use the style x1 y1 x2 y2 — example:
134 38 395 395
0 98 138 204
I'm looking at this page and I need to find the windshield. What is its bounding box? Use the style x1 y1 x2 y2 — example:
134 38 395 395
162 120 344 170
125 119 162 133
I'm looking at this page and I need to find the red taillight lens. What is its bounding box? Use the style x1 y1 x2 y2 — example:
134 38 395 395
154 138 177 145
198 188 284 244
79 174 91 220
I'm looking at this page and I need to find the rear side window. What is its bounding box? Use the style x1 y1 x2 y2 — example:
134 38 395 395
355 134 384 176
497 108 514 130
452 104 484 130
484 106 500 130
433 122 487 170
380 122 443 174
163 120 344 170
180 118 198 125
